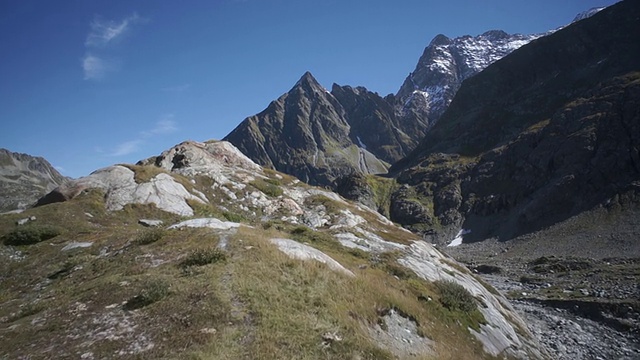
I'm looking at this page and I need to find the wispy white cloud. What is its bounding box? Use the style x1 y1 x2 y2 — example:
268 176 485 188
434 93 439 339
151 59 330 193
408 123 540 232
103 115 179 157
109 140 143 157
86 13 141 47
161 84 191 93
82 13 144 80
82 54 118 80
141 116 178 138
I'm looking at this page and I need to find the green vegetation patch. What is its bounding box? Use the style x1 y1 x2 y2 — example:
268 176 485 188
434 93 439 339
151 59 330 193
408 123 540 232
434 280 477 313
180 248 227 268
365 175 398 217
249 178 283 197
222 211 246 223
2 225 61 245
306 194 341 214
134 228 166 245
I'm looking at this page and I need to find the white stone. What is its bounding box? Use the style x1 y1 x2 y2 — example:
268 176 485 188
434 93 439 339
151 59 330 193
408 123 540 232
335 231 406 253
168 218 241 231
270 238 354 277
62 242 93 251
138 219 163 227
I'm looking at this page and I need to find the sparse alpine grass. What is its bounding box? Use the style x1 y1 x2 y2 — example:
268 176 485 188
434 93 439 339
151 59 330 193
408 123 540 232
249 178 283 197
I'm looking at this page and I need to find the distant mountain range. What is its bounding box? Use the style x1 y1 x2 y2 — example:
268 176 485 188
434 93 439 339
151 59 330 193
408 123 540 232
225 28 544 187
0 149 67 212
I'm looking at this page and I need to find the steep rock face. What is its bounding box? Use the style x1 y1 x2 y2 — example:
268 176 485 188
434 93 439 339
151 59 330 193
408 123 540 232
0 149 68 212
224 72 388 187
331 84 414 164
389 0 640 243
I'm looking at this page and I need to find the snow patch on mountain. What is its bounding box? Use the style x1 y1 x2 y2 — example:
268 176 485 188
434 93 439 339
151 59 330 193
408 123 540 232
395 30 545 130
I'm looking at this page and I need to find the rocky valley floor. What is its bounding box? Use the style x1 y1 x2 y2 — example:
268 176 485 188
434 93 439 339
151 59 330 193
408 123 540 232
445 231 640 360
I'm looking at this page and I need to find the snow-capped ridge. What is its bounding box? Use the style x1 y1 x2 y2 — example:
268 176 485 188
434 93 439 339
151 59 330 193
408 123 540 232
572 7 605 23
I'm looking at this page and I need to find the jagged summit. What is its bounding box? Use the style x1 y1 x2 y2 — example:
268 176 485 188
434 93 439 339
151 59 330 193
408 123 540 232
293 71 325 91
429 33 451 46
223 5 610 191
479 29 511 40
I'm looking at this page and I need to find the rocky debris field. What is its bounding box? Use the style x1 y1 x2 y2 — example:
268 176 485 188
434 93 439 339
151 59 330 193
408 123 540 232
446 237 640 360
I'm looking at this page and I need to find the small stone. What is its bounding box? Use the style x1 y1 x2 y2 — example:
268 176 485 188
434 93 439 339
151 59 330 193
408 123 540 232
84 212 94 218
200 328 217 334
16 217 34 225
62 242 93 251
322 331 342 344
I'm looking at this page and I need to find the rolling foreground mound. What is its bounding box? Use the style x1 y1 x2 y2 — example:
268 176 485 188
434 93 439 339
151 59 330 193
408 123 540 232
1 140 547 359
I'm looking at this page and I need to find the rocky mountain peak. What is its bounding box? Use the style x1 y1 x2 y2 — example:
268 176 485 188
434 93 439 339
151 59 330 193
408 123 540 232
429 33 451 46
480 29 510 40
223 4 612 192
294 71 323 89
224 70 392 186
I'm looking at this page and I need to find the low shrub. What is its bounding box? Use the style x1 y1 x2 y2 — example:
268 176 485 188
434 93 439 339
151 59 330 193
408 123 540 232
3 225 61 246
222 211 245 223
124 279 170 310
180 248 227 268
134 228 165 245
434 280 477 313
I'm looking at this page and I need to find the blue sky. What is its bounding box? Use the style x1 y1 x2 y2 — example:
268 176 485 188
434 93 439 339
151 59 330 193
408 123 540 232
0 0 618 178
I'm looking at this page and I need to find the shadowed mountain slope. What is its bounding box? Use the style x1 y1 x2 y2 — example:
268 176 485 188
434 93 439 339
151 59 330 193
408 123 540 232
384 0 640 244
